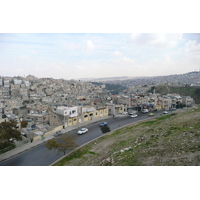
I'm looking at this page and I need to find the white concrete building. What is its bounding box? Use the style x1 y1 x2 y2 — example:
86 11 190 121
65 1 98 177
14 79 22 85
55 106 78 118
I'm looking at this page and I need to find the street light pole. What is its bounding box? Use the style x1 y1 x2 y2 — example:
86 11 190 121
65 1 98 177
19 117 23 132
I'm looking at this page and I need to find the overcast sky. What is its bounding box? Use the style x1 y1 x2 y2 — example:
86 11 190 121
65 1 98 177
0 33 200 80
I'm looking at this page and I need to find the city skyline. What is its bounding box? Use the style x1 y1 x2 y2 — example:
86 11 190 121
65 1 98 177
0 33 200 80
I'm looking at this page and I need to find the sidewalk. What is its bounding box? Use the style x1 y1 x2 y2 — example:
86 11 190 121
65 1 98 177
0 115 115 162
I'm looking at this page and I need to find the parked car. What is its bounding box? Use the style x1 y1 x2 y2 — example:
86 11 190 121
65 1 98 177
148 113 154 116
77 128 88 135
99 122 108 127
163 111 168 114
54 131 62 137
142 109 148 113
121 112 128 115
31 124 36 129
130 114 138 118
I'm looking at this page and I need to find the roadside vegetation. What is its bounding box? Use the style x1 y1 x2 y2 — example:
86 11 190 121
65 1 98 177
0 120 22 154
45 135 78 155
53 105 200 166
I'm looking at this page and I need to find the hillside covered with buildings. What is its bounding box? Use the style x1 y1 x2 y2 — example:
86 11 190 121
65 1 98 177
0 73 196 151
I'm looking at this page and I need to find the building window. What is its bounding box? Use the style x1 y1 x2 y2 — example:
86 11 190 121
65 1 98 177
84 115 88 118
96 112 98 115
73 118 76 121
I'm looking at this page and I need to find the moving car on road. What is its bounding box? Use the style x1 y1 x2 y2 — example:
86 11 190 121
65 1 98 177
121 112 128 115
148 113 154 116
54 131 62 137
77 128 88 135
130 114 138 118
99 122 108 127
163 111 168 114
142 109 149 113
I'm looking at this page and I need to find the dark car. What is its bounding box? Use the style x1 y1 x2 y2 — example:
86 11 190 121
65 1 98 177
2 114 6 119
99 122 108 127
31 124 36 129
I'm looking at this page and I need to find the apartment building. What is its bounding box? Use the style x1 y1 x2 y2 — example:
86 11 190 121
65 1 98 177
182 96 194 106
107 103 124 115
49 106 78 127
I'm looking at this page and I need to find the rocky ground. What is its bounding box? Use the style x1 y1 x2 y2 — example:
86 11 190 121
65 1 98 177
54 105 200 166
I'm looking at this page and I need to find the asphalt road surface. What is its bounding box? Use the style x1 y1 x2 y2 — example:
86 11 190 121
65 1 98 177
0 110 168 166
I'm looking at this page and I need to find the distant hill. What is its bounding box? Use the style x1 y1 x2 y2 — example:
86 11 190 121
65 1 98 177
90 82 128 95
78 76 134 82
82 71 200 87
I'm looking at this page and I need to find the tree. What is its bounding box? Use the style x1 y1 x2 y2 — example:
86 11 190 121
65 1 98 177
21 120 28 128
45 135 78 155
195 88 200 95
0 119 22 150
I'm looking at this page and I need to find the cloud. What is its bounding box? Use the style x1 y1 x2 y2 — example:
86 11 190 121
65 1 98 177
177 40 200 66
86 40 95 51
128 33 157 45
30 50 38 54
63 42 79 50
112 50 134 63
128 33 182 49
120 56 135 63
85 40 101 51
20 55 29 59
183 40 200 56
113 50 122 56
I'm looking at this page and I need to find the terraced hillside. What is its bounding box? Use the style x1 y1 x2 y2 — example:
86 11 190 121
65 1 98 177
53 106 200 166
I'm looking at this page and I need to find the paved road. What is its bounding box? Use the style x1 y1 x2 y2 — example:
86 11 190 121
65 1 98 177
0 110 167 166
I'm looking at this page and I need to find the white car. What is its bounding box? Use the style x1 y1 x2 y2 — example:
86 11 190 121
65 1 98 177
142 109 149 113
54 131 62 137
130 114 138 118
163 111 168 114
77 128 88 135
121 112 128 115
